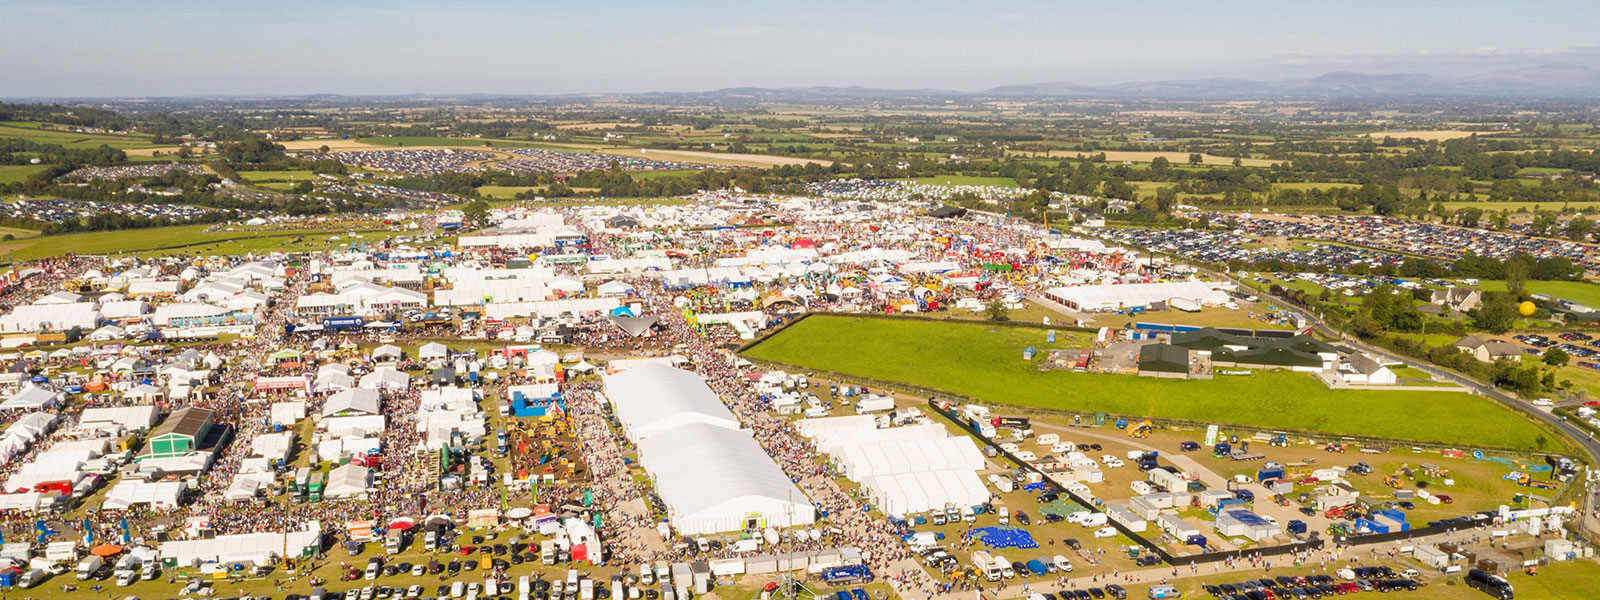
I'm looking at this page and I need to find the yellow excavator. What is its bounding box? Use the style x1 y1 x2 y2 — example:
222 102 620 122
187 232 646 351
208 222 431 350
1128 420 1154 438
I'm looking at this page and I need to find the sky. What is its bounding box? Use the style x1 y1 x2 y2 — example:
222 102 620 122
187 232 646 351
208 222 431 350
3 0 1599 97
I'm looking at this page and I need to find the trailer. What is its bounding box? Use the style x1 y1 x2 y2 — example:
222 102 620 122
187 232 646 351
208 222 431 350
854 397 895 413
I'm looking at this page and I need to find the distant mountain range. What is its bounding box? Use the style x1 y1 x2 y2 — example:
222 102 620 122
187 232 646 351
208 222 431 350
19 64 1600 104
622 64 1600 102
978 65 1600 99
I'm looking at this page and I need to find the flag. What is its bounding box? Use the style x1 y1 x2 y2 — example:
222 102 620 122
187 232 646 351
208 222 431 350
121 517 131 544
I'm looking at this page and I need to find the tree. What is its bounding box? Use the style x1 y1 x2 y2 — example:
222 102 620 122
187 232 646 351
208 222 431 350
984 297 1011 322
461 199 491 227
1567 216 1592 242
1543 347 1571 367
1188 153 1204 166
1472 293 1519 334
1505 258 1529 298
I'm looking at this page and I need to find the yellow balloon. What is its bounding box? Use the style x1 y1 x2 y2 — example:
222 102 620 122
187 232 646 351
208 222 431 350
1518 301 1537 316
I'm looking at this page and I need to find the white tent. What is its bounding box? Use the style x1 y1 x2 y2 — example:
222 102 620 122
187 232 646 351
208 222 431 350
102 480 184 510
0 386 58 411
159 529 321 566
323 388 381 417
635 423 814 535
372 344 403 361
418 342 450 360
358 367 410 390
799 418 988 516
269 401 307 427
602 365 740 440
325 463 373 499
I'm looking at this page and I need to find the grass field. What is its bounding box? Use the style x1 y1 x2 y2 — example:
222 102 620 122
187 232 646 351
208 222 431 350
744 316 1563 451
1088 304 1296 330
894 175 1019 188
1440 200 1600 212
1473 279 1600 306
0 121 159 149
478 184 541 199
240 169 321 182
0 164 49 183
0 224 403 261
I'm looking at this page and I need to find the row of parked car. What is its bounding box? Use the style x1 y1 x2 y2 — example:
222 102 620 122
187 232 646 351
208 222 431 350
1203 569 1420 600
1025 584 1129 600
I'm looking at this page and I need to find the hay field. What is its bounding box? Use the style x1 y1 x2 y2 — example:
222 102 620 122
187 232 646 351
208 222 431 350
1361 130 1494 141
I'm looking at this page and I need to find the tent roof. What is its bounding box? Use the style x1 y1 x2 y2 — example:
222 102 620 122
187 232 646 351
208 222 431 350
636 423 811 530
323 388 382 417
603 365 739 439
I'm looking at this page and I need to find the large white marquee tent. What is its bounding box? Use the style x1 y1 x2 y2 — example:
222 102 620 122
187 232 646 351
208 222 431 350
635 423 814 535
798 415 989 515
605 366 811 535
602 364 740 440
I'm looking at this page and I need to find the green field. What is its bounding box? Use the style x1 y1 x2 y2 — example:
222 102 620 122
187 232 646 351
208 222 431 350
0 223 403 261
1440 200 1600 212
894 175 1019 187
240 169 321 182
478 184 541 199
0 121 159 149
744 316 1563 451
0 164 49 184
1474 279 1600 306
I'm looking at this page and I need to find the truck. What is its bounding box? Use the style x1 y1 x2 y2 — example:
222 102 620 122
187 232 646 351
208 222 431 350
75 555 103 581
972 551 1002 581
819 565 874 585
386 528 406 554
855 397 894 413
113 555 141 586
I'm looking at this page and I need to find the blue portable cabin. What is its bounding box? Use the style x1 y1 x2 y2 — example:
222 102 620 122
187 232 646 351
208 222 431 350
1185 534 1207 548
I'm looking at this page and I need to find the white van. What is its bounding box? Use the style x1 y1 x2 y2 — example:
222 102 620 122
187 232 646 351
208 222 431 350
451 581 465 598
995 556 1015 579
998 507 1011 525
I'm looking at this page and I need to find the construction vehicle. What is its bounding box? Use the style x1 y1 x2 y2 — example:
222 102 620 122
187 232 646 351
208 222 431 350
1268 434 1290 447
1127 421 1153 439
1324 443 1345 453
1383 476 1403 489
1510 472 1560 490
